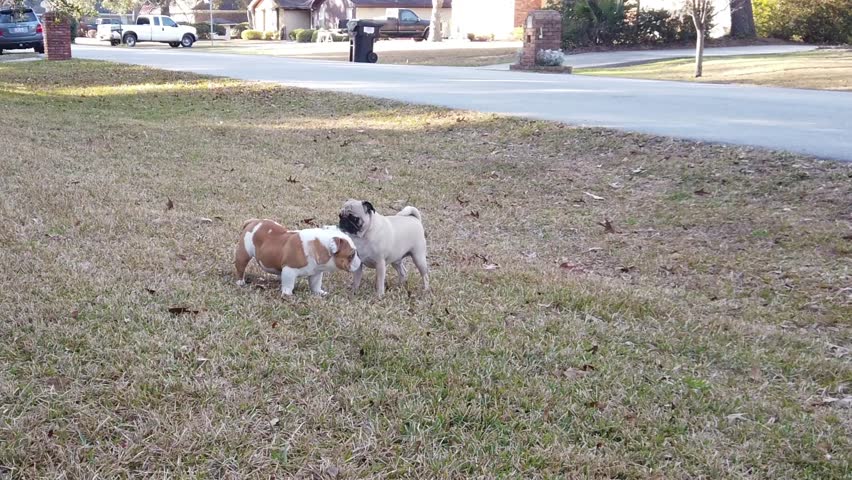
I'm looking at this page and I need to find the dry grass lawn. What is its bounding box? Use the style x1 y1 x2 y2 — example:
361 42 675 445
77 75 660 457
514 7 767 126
286 47 519 66
0 60 850 478
578 50 852 91
188 42 520 67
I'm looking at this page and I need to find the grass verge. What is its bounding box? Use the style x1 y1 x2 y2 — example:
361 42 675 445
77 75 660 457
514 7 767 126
0 59 850 478
284 47 519 66
577 50 852 91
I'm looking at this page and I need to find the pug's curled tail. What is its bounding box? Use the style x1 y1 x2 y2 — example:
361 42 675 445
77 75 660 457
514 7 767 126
397 206 421 221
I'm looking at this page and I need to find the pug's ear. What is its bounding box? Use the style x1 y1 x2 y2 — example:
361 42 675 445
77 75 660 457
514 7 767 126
362 201 375 215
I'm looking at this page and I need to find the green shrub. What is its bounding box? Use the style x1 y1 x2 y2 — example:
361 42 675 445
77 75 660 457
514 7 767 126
467 33 495 42
231 22 250 38
547 0 711 48
262 30 275 40
754 0 851 44
241 29 263 40
512 26 523 40
331 32 349 42
311 29 319 42
295 28 314 42
69 16 78 43
289 28 300 40
184 23 226 40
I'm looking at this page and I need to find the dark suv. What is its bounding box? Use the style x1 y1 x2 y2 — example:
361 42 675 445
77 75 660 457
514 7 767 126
0 8 44 55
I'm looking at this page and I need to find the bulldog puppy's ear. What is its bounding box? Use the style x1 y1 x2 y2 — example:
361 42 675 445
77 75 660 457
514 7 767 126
362 201 375 215
332 237 347 254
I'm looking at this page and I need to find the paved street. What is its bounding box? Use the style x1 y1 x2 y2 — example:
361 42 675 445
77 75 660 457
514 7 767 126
73 44 852 161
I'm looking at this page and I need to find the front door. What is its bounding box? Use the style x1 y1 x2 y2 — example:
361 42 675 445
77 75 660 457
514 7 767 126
398 9 420 37
158 16 180 41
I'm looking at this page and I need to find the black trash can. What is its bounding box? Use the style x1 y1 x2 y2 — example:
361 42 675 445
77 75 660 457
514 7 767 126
347 19 382 63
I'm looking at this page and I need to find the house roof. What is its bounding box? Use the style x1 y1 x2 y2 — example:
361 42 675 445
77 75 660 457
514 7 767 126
248 0 312 10
191 0 246 10
351 0 452 7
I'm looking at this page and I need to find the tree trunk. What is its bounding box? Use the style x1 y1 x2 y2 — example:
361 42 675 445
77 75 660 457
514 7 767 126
729 0 756 38
428 0 442 42
160 0 170 17
694 28 705 77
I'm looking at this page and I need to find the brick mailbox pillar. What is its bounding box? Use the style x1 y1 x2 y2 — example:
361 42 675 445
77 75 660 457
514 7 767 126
510 10 572 73
43 12 72 61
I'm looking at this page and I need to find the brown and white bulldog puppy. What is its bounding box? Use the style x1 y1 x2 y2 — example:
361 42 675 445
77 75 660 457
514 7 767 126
234 219 361 296
338 200 429 297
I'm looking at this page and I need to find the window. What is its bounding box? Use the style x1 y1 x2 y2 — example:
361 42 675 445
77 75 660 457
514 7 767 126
162 17 177 27
153 17 160 26
137 17 150 25
400 10 418 23
0 10 37 23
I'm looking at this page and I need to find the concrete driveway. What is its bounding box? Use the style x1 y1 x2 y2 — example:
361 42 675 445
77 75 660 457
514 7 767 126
72 44 852 161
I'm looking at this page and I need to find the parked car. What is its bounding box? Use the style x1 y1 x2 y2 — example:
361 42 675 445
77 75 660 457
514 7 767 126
97 15 197 48
347 8 430 41
0 8 44 55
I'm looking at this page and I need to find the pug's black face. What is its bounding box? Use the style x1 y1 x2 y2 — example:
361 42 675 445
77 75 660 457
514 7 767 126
338 200 375 236
338 213 362 235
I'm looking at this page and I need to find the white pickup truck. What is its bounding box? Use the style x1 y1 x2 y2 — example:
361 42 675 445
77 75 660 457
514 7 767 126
97 15 197 48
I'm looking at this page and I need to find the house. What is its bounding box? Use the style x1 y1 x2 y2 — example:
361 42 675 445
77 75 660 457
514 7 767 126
311 0 452 30
310 0 541 38
181 0 248 25
243 0 542 38
636 0 731 37
246 0 312 34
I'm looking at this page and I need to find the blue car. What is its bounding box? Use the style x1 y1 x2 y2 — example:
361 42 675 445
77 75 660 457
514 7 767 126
0 8 44 55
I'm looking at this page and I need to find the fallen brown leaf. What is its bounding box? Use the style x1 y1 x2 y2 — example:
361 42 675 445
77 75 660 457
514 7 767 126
167 306 202 316
165 197 174 210
599 218 616 233
562 367 589 380
286 176 298 184
559 262 586 273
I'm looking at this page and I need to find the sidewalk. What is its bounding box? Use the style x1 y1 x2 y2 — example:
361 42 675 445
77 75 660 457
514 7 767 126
74 37 522 56
482 44 818 70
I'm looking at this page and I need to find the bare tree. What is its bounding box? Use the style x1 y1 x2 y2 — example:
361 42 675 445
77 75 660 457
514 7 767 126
729 0 755 38
428 0 443 42
683 0 714 77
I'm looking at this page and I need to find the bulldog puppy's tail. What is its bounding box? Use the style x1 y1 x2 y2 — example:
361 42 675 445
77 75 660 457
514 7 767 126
397 206 421 221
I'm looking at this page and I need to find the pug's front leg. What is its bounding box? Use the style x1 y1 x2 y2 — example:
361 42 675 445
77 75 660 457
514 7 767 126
375 258 386 297
351 264 364 293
